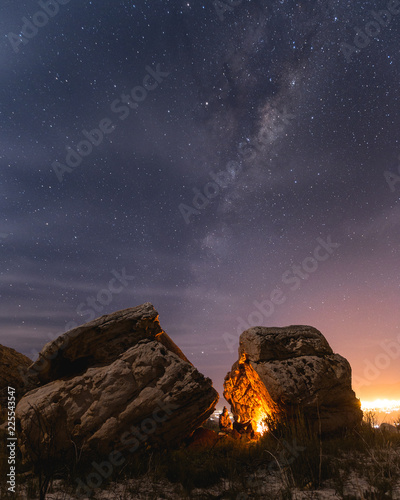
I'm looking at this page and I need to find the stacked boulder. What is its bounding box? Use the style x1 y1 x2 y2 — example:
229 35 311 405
15 303 218 463
224 325 363 434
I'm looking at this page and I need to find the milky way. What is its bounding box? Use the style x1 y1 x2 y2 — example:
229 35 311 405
1 0 400 402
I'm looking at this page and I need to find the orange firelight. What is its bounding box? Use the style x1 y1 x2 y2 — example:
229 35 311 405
256 418 268 435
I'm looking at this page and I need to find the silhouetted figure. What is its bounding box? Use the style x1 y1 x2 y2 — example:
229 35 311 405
233 417 255 439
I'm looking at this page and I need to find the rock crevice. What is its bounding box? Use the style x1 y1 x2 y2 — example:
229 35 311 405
224 325 362 434
16 304 218 463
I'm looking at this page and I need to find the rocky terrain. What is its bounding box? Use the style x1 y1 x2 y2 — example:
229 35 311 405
224 325 363 434
3 309 395 500
0 345 31 418
14 303 218 465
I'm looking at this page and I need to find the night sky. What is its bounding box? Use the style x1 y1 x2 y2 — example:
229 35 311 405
1 0 400 405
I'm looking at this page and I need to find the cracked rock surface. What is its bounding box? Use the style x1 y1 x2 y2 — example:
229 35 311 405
16 303 218 463
0 344 32 420
224 326 362 434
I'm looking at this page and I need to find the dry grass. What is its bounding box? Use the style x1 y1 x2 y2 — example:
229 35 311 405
2 412 400 499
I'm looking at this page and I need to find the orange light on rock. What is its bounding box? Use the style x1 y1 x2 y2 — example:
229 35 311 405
256 417 268 435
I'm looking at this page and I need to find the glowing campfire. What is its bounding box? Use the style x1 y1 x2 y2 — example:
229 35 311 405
224 356 278 438
256 417 268 435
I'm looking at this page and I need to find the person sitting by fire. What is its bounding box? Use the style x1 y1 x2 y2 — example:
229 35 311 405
233 415 255 439
219 406 233 432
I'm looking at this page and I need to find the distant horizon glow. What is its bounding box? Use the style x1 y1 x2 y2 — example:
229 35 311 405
214 399 400 421
361 399 400 413
2 0 400 433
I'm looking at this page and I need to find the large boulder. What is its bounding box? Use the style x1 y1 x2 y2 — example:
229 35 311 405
224 326 362 434
0 345 32 423
16 304 218 463
24 302 189 388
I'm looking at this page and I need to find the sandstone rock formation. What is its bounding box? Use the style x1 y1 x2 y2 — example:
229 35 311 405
379 423 399 434
224 326 362 434
0 344 32 422
24 302 190 387
16 303 218 463
186 427 220 449
219 406 233 432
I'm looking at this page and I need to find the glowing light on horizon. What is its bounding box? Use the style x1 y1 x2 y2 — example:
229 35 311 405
361 399 400 412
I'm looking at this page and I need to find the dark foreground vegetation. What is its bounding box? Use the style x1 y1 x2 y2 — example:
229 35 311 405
1 413 400 499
